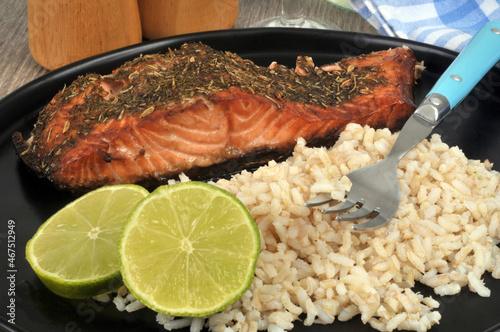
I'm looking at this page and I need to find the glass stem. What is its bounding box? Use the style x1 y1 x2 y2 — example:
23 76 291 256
280 0 305 26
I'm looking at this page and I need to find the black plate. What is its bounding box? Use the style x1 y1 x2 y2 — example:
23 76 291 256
1 28 499 332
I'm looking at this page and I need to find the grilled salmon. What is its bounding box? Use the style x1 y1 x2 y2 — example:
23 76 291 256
13 42 418 192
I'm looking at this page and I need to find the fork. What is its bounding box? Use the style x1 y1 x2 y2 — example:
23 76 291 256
305 20 500 230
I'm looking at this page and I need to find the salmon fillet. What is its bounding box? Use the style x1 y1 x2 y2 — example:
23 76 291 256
13 42 418 192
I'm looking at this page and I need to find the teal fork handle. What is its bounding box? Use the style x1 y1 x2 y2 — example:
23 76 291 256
427 20 500 114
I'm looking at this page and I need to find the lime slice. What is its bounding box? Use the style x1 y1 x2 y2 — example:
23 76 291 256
26 184 149 299
119 181 261 317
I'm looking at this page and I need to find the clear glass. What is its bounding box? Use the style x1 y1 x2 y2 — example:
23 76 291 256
250 0 340 29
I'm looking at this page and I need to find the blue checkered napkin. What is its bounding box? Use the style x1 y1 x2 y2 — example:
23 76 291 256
349 0 500 51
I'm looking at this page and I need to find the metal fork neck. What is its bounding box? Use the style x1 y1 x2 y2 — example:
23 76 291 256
413 93 451 125
386 93 450 162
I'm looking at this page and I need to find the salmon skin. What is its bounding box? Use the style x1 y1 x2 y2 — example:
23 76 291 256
13 42 418 192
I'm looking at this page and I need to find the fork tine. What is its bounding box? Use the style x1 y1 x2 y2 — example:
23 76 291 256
335 205 374 221
304 193 334 207
352 213 391 230
322 198 357 214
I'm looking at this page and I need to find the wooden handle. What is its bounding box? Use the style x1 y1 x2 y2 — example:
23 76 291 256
28 0 142 70
138 0 239 40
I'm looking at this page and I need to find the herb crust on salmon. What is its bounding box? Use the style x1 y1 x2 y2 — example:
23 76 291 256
13 42 418 192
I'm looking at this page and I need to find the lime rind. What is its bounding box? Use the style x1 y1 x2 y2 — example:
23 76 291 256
26 256 123 299
26 184 149 299
119 181 261 317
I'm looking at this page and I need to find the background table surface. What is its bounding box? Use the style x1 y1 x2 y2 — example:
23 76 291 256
0 0 378 100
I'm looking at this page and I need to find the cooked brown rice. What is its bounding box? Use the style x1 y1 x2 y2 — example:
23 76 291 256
110 123 500 332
